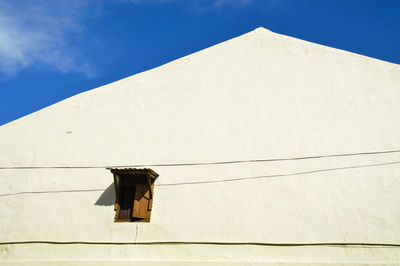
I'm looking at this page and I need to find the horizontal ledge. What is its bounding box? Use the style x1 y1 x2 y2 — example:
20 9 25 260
2 261 393 266
1 241 400 248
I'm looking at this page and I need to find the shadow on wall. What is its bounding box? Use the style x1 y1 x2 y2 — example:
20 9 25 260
94 183 115 206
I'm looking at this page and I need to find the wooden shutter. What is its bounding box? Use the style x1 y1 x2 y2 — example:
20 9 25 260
132 184 149 220
147 183 154 211
113 174 120 211
144 183 154 222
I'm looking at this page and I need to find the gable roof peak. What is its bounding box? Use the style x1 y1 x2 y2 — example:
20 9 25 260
252 26 274 35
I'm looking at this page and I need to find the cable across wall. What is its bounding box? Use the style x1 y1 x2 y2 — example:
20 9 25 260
1 148 400 170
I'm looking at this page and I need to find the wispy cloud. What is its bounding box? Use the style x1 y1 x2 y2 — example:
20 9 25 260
0 0 97 78
0 0 255 78
121 0 254 10
211 0 253 8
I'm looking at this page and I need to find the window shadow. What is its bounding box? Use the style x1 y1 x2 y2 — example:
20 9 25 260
94 183 115 206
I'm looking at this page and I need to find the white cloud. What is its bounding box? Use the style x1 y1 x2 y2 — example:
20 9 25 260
0 0 256 78
211 0 253 8
0 0 97 78
121 0 253 9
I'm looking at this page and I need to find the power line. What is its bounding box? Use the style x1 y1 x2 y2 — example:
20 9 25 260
156 161 400 186
0 188 105 197
1 161 399 193
1 149 400 170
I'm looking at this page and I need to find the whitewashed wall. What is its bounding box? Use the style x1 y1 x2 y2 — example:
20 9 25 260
1 28 400 265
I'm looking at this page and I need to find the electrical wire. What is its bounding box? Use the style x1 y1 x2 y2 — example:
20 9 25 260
1 149 400 170
1 160 399 196
155 161 400 186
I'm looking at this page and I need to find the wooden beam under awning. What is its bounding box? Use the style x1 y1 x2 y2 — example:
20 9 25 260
107 168 159 180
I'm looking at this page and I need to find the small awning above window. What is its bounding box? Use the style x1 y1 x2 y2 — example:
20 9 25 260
107 168 159 179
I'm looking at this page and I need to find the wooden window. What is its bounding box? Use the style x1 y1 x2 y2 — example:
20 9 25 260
108 168 158 222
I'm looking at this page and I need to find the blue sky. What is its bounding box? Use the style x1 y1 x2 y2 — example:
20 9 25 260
0 0 399 125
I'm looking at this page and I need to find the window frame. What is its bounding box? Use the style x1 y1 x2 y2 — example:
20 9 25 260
108 168 158 223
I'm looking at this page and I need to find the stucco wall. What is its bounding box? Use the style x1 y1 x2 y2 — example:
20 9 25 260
1 28 400 264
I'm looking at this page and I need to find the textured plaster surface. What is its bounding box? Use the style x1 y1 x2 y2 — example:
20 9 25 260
1 28 400 264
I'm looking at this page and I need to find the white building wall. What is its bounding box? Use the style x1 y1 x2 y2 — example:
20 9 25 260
1 28 400 264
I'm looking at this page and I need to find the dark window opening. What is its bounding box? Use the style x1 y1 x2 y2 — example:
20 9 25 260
108 168 158 222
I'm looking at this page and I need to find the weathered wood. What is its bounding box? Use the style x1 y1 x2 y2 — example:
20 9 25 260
143 208 151 222
108 168 159 180
109 168 158 222
114 203 120 222
133 184 148 219
146 175 153 199
148 183 154 211
113 173 119 205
